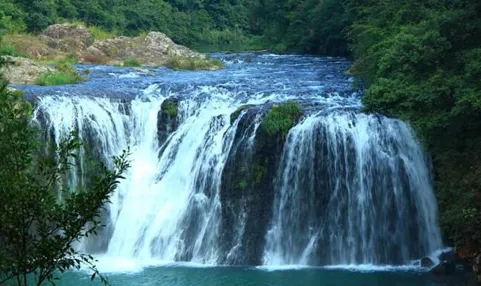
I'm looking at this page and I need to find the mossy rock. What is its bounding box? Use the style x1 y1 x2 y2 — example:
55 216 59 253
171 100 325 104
157 98 180 147
230 104 254 124
162 100 178 117
260 102 303 138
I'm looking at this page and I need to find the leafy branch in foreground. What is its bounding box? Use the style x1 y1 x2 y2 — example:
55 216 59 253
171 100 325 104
0 83 130 286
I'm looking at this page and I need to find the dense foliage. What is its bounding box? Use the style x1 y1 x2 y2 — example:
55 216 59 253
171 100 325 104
0 0 351 54
0 55 130 285
0 0 254 48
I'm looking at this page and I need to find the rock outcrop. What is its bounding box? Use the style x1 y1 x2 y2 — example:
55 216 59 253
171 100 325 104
1 56 55 84
3 23 220 72
84 31 203 66
40 23 94 53
219 103 304 265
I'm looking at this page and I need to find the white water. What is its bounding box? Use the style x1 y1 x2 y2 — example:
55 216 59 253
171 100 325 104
32 87 444 270
263 113 443 266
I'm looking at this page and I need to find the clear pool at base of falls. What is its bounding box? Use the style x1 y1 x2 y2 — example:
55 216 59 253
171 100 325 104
58 265 473 286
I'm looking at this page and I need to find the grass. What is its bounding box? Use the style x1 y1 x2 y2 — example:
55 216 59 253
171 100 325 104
35 62 85 86
123 57 142 67
0 43 29 58
165 55 224 71
260 102 303 138
0 34 50 59
88 26 119 41
64 20 118 41
37 53 79 66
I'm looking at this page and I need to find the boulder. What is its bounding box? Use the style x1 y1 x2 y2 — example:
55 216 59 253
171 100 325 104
430 250 474 276
40 23 94 53
1 56 55 84
421 257 435 268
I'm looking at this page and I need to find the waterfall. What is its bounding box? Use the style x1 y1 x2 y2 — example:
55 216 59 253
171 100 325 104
29 54 443 268
263 112 443 266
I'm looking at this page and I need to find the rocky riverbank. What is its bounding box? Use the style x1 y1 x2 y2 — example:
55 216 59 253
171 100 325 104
1 23 222 84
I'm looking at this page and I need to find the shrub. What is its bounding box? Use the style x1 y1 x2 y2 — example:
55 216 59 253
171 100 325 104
35 63 85 86
260 102 303 137
123 57 141 67
89 25 118 41
165 55 224 71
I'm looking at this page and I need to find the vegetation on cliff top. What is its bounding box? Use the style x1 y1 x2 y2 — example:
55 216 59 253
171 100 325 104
162 99 178 117
260 102 303 138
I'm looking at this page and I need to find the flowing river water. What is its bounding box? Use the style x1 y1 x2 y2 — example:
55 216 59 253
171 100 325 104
15 53 469 285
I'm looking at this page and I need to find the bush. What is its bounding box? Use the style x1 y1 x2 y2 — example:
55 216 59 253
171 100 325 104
89 25 118 41
165 55 224 71
260 102 303 137
35 63 84 86
123 57 141 67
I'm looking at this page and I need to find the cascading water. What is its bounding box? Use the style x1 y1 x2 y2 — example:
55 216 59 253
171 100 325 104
24 53 443 269
263 112 443 266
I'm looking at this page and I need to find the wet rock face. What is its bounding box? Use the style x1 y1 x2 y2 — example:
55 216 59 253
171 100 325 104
157 98 180 147
219 106 303 265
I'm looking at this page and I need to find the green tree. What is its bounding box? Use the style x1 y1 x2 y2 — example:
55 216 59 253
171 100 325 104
15 0 57 32
0 0 26 35
0 60 130 285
